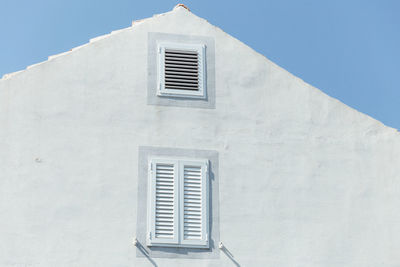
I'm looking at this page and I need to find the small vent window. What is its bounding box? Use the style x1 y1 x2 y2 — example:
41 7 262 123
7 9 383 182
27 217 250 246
158 43 206 99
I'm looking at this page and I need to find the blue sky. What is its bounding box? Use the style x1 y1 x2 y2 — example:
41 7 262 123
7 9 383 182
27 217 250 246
1 0 399 129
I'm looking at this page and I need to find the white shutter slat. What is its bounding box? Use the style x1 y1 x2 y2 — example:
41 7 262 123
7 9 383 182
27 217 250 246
179 160 209 248
155 162 175 240
148 159 179 246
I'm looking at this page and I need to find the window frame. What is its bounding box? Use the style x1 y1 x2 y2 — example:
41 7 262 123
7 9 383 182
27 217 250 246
157 42 207 99
147 157 210 249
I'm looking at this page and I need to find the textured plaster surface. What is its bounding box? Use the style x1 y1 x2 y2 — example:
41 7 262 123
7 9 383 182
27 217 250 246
1 6 400 267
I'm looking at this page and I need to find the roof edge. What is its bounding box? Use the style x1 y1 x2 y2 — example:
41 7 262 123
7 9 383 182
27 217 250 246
0 6 181 82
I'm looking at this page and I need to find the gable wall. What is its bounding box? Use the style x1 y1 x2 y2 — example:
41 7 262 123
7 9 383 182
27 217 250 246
1 7 400 267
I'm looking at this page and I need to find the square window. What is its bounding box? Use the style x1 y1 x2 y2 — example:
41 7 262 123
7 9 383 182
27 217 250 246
147 157 209 248
157 43 206 99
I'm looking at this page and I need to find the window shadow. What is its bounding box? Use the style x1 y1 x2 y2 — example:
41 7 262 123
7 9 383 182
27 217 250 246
221 245 241 267
136 241 158 267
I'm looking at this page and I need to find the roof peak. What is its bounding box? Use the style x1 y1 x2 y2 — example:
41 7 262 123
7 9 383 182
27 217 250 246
173 4 190 12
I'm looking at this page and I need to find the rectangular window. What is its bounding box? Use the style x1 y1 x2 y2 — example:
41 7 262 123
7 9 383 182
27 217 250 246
157 43 206 99
147 158 209 248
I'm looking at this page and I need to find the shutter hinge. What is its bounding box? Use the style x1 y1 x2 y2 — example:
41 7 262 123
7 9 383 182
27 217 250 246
205 234 208 241
148 232 152 240
158 47 162 54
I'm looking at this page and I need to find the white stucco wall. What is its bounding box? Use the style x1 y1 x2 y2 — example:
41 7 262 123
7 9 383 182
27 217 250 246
1 6 400 267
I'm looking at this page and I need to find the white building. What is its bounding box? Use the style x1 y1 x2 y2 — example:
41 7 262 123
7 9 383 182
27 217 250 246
1 4 400 267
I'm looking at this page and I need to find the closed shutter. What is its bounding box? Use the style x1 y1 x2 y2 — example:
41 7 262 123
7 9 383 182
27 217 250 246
148 159 179 245
147 157 209 248
179 160 209 247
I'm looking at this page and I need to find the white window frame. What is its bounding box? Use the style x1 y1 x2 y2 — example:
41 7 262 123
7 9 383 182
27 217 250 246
147 157 209 248
157 42 207 99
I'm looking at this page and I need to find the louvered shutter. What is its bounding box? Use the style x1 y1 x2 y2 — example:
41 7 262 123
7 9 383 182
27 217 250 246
148 159 179 245
179 160 209 247
158 43 206 99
